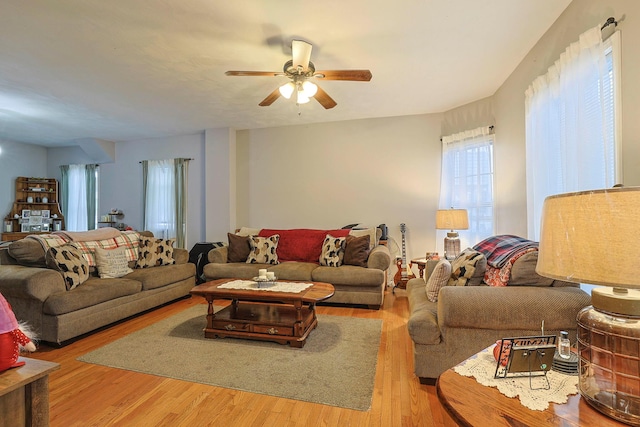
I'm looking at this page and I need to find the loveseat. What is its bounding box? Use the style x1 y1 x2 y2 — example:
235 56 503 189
203 227 391 309
0 228 195 344
406 235 591 382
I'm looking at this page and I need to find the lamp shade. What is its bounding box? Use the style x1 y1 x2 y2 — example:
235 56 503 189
536 187 640 289
435 209 469 230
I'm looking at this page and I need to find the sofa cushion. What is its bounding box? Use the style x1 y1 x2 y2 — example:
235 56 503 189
45 244 90 291
124 262 195 290
95 247 133 279
247 235 280 265
426 259 452 302
269 262 317 281
43 278 143 315
319 234 346 267
348 228 378 250
227 233 251 263
508 251 554 286
311 265 383 287
204 262 265 280
447 249 485 287
258 229 350 263
343 235 370 267
8 238 47 267
137 237 176 268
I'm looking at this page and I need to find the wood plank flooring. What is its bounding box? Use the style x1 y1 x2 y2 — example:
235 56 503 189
27 285 451 426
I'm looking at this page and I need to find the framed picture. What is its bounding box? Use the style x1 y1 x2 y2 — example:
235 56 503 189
22 210 31 218
42 210 50 218
29 225 42 232
31 209 42 217
21 223 30 232
42 223 50 232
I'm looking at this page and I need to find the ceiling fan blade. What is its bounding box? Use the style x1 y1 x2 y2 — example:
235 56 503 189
292 40 312 71
313 85 337 109
225 71 283 77
259 87 281 106
315 70 372 81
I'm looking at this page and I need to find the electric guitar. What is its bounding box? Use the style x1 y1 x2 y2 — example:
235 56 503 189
393 223 416 289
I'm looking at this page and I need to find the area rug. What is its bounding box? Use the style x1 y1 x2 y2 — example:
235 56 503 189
78 306 382 411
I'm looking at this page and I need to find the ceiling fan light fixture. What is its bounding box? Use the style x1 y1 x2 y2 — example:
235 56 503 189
296 91 310 104
279 82 295 99
302 81 318 97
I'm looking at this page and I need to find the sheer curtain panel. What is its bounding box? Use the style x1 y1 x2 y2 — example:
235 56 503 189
60 164 98 231
525 26 619 239
439 126 494 250
142 158 189 248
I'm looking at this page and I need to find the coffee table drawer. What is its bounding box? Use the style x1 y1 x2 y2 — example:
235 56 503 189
211 320 250 332
253 324 294 337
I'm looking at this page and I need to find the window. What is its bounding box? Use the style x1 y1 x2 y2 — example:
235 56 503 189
525 26 620 239
141 158 189 248
439 126 495 248
60 164 98 231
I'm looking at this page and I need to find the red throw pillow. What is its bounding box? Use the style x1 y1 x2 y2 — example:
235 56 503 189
258 229 350 263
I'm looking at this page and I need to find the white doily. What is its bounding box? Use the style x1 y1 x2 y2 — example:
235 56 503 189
453 347 579 411
218 280 314 293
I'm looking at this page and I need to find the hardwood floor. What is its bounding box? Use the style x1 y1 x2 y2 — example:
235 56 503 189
27 286 452 426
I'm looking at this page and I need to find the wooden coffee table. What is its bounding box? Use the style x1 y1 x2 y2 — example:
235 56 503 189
437 349 627 426
190 278 334 348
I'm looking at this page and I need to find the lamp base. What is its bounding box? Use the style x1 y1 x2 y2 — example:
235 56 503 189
444 232 460 261
577 289 640 425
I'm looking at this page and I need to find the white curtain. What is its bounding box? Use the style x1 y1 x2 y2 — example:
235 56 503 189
60 164 98 231
525 26 617 239
439 126 494 250
142 158 189 248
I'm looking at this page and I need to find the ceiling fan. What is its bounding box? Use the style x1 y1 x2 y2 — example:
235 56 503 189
225 40 372 109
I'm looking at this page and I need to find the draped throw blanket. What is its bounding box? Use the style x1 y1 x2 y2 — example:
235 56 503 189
473 235 539 287
473 235 538 268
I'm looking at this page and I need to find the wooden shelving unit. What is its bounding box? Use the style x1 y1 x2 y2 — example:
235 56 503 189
2 177 65 241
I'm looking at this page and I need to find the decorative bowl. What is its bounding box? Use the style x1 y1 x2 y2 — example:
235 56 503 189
252 276 277 288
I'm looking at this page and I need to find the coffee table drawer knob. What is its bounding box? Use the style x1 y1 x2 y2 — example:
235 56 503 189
267 328 278 335
224 324 236 331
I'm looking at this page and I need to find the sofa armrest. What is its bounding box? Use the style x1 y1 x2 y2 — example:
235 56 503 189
437 286 591 331
208 246 228 264
367 245 391 270
173 248 188 264
0 265 66 302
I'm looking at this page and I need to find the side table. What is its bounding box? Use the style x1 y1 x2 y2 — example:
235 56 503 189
0 357 60 427
436 352 625 426
410 258 440 279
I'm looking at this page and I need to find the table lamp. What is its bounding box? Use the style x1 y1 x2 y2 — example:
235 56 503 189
536 187 640 425
435 208 469 260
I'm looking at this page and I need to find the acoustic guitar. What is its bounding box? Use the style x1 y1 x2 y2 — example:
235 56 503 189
393 223 415 290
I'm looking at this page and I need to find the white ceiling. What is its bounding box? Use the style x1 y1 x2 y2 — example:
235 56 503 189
0 0 571 147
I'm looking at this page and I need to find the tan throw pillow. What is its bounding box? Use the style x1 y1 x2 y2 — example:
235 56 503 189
343 235 370 267
447 248 485 287
426 259 452 302
246 235 279 265
136 237 176 268
95 247 133 278
319 234 346 267
45 244 90 290
227 233 251 263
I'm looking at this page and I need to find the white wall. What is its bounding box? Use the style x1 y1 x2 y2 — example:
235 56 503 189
237 114 444 261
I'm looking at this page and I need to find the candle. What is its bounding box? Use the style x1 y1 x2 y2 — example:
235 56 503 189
258 269 267 279
266 272 275 280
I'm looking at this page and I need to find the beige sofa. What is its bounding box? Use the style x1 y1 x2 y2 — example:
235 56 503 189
203 227 391 309
0 230 195 344
406 241 591 383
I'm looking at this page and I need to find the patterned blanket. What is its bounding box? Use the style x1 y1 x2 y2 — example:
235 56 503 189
473 235 539 269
